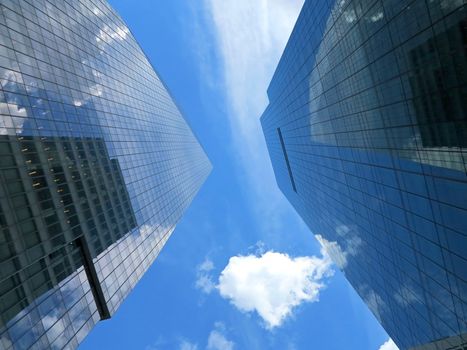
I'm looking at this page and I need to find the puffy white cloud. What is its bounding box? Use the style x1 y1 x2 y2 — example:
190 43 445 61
217 250 333 329
207 323 234 350
195 258 216 294
379 338 399 350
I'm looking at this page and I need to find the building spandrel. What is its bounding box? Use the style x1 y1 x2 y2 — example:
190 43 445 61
0 0 211 349
261 0 466 349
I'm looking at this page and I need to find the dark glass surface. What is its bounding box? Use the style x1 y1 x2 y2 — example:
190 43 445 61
0 0 211 349
261 0 466 349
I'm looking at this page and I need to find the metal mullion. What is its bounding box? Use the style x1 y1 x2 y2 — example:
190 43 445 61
68 138 106 255
82 139 119 246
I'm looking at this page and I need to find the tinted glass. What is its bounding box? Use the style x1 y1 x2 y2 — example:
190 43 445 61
0 0 211 348
262 0 466 349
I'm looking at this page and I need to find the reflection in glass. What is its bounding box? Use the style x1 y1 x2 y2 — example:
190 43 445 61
0 135 136 327
261 0 467 349
0 0 211 348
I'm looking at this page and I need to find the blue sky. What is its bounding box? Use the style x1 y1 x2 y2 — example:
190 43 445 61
81 1 395 349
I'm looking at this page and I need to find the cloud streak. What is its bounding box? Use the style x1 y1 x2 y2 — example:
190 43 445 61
204 0 304 233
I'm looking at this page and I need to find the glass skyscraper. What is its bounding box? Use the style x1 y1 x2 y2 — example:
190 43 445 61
261 0 466 349
0 0 211 349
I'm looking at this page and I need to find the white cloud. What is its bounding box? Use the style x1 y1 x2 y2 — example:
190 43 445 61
361 287 386 325
145 335 167 350
207 331 234 350
112 26 130 40
204 0 305 234
207 323 234 350
247 240 266 255
195 258 216 294
370 11 384 22
196 274 216 294
0 69 23 88
180 340 198 350
92 6 103 17
89 84 103 97
217 249 333 329
394 284 421 307
315 235 348 269
0 334 12 350
0 103 28 135
96 25 130 44
379 338 399 350
314 224 363 270
146 336 198 350
199 258 215 272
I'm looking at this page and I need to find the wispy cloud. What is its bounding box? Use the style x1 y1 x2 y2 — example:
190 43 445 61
195 258 216 294
378 338 399 350
207 322 235 350
146 337 198 350
314 223 363 270
180 340 198 350
315 235 349 269
145 336 167 350
217 249 333 329
204 0 304 234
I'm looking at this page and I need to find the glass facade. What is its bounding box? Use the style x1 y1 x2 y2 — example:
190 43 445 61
0 0 211 349
261 0 466 349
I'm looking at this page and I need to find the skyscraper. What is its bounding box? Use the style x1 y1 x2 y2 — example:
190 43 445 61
0 0 211 349
261 0 466 349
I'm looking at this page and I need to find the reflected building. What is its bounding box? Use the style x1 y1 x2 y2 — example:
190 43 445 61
261 0 466 349
408 18 467 149
0 0 211 349
0 135 137 327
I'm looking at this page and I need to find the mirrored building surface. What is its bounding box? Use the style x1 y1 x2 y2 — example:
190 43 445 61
0 0 211 348
261 0 466 349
